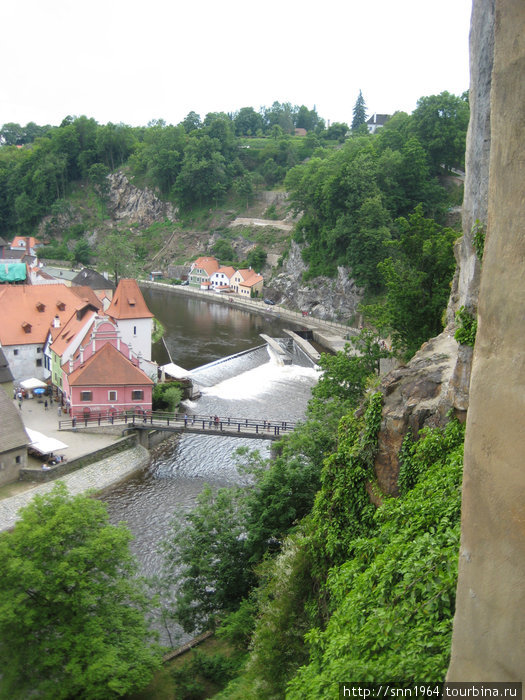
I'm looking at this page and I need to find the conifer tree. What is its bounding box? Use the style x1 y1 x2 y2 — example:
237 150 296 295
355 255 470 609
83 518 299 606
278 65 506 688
352 89 368 131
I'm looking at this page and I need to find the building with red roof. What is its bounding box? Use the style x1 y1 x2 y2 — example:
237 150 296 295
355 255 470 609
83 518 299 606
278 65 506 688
189 257 220 288
62 342 153 420
105 279 154 361
0 284 102 384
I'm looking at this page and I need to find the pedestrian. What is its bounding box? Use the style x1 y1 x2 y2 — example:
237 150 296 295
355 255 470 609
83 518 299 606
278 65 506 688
44 400 48 410
58 405 62 417
18 399 22 410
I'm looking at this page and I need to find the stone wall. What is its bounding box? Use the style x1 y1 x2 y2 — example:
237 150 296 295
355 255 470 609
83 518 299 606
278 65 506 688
447 0 525 679
19 434 138 482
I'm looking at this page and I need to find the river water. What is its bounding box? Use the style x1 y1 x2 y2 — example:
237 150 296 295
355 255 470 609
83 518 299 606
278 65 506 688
101 289 319 643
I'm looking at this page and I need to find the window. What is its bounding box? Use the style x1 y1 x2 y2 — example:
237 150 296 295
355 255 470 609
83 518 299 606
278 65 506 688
13 349 19 356
80 391 93 402
15 456 21 464
108 390 117 401
37 347 42 354
36 359 42 367
133 326 137 335
131 390 144 401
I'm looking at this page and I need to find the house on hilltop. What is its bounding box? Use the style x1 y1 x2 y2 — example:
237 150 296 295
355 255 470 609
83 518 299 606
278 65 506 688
366 113 390 134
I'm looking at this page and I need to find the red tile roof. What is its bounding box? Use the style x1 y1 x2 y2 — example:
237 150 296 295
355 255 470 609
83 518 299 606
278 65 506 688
192 257 220 276
10 236 40 249
105 279 153 320
66 342 153 387
0 284 101 346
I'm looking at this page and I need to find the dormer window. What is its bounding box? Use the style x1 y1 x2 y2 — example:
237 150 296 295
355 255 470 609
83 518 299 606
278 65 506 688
21 321 32 333
36 302 45 312
56 301 65 311
128 297 136 306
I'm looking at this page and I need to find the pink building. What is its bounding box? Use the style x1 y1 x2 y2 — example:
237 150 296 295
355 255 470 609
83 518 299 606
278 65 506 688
63 342 153 420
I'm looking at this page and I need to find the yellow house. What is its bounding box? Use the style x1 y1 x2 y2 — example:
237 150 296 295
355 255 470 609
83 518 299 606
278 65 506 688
231 268 264 298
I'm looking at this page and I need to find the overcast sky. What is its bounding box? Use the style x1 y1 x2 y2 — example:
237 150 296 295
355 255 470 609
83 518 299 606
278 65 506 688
2 0 472 129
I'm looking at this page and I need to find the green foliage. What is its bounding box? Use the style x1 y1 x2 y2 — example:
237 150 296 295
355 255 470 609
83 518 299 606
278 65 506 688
411 91 470 173
363 205 457 359
309 392 383 568
246 245 267 271
171 649 241 699
212 238 237 263
454 306 478 347
216 597 258 652
312 329 390 405
263 203 278 219
0 483 161 699
161 485 254 633
352 90 368 131
96 231 138 285
152 382 182 412
72 238 92 265
472 218 486 261
287 421 464 695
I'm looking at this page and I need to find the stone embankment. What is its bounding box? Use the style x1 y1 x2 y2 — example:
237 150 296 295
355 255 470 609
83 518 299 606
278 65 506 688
140 278 358 351
0 445 149 533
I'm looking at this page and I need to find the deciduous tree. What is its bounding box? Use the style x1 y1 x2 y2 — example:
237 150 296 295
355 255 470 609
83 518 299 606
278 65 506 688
0 484 161 699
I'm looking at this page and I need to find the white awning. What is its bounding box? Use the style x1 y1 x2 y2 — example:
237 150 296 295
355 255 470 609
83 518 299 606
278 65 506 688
160 362 191 379
20 377 47 390
26 428 68 455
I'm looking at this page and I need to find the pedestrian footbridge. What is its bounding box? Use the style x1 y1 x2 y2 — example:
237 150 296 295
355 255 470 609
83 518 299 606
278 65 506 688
58 411 295 441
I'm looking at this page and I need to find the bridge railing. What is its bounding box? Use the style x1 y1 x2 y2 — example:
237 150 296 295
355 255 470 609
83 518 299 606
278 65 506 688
58 409 296 438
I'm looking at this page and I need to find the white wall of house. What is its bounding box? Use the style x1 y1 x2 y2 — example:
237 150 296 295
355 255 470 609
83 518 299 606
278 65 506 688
3 344 46 384
116 318 153 361
210 271 232 288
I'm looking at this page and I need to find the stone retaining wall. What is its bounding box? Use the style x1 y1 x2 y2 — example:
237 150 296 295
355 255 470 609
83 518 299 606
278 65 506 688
19 434 138 482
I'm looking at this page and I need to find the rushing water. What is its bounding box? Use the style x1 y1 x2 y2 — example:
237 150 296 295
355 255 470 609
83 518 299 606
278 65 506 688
102 288 319 644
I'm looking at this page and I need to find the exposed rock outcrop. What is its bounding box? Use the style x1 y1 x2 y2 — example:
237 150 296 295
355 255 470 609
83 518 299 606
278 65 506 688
269 242 363 322
375 331 458 495
448 0 525 679
107 171 177 227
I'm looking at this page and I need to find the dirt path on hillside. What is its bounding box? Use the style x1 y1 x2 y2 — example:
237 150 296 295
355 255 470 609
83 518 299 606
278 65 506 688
228 217 294 231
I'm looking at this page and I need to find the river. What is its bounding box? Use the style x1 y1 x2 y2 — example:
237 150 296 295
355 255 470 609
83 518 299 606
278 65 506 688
102 288 319 644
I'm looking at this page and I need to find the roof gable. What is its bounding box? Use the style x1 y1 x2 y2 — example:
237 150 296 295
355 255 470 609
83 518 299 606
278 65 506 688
67 342 153 387
0 284 101 347
105 279 153 320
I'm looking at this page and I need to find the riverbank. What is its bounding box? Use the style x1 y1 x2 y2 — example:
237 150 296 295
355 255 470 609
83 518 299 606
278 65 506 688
140 279 357 338
0 444 150 532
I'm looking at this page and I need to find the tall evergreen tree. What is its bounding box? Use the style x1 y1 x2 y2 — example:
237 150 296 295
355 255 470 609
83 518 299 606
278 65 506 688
352 89 368 131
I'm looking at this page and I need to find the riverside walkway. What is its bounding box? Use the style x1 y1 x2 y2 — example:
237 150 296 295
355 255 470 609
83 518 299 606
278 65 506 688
59 410 295 441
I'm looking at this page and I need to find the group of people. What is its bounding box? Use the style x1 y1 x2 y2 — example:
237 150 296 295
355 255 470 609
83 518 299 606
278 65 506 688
41 453 66 470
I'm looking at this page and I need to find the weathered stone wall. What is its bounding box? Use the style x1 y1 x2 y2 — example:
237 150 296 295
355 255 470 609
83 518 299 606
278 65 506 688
447 0 525 679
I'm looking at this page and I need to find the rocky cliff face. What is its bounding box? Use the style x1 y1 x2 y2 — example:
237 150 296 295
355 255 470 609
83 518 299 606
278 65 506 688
269 241 363 322
448 0 525 679
107 171 177 227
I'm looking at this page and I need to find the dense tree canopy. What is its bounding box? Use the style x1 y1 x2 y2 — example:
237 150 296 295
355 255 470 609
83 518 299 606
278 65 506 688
0 484 161 699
